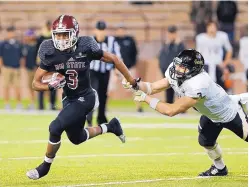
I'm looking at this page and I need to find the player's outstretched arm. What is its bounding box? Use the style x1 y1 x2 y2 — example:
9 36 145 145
122 78 170 95
32 67 51 91
101 51 137 87
134 90 197 117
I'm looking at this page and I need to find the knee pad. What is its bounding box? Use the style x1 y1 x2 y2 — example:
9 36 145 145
204 143 222 160
68 129 89 145
49 119 63 143
198 134 216 147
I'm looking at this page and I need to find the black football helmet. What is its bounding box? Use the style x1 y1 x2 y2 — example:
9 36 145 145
169 49 204 82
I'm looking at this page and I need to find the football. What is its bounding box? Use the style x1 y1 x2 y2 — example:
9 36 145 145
41 72 65 83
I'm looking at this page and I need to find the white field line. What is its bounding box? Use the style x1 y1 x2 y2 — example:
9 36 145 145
3 151 247 161
52 175 248 187
0 135 238 144
0 109 199 119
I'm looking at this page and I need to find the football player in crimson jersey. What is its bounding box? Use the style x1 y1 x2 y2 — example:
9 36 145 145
123 49 248 177
26 15 139 180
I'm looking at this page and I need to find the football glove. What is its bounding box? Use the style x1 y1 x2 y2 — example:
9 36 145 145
134 90 147 102
48 77 66 91
122 78 141 91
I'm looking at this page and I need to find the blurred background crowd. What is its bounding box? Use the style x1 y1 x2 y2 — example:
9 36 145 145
0 1 247 111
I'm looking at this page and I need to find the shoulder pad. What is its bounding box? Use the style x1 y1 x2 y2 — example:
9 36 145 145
77 36 94 48
38 39 55 65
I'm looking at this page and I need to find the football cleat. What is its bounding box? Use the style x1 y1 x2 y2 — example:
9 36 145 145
198 165 228 177
26 169 40 180
26 161 51 180
107 117 126 143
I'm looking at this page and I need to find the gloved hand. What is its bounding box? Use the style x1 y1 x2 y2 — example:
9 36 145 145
122 78 141 90
134 90 147 102
48 77 66 91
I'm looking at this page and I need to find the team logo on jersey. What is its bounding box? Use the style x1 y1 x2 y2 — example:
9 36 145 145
75 52 87 58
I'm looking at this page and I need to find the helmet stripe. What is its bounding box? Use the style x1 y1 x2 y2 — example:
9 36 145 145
58 15 65 28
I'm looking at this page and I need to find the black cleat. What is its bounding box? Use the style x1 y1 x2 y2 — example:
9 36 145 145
107 117 126 143
198 165 228 177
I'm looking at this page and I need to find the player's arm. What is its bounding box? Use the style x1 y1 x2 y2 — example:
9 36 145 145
145 95 198 117
32 67 50 91
101 51 137 86
137 78 170 95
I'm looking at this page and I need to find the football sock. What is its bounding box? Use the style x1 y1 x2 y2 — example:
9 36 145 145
214 158 225 170
36 161 52 178
100 124 108 134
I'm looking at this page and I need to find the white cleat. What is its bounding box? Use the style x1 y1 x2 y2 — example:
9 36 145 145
26 169 40 180
118 134 126 143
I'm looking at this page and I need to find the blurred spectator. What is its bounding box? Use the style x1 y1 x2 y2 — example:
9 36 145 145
115 23 143 112
0 26 25 109
158 25 185 103
196 21 233 91
36 21 57 110
22 29 38 110
216 1 238 43
87 20 121 126
239 24 248 81
190 1 213 35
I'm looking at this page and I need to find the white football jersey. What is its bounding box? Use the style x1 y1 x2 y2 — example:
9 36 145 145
165 63 238 123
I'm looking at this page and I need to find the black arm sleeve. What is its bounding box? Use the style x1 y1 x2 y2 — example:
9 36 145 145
38 40 55 72
90 37 103 60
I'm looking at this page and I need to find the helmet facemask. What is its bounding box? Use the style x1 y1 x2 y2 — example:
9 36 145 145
52 29 77 51
170 57 190 81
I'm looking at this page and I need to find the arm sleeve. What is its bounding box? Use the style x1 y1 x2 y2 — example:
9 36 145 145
90 37 103 60
38 41 55 72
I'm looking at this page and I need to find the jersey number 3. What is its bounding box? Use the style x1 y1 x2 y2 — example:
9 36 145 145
66 70 78 89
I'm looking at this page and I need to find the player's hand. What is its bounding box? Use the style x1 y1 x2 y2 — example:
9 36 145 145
122 78 141 90
122 78 132 89
134 90 147 102
48 77 66 91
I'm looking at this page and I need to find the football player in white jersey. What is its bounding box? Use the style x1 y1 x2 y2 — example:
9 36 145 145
123 49 248 177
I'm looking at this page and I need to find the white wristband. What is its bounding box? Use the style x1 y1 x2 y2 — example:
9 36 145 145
149 98 160 110
145 82 152 95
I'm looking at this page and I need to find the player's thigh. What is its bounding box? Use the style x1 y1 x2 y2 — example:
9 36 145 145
198 115 223 147
59 94 96 129
224 112 248 140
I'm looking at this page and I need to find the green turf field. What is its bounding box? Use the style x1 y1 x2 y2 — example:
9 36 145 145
0 112 247 187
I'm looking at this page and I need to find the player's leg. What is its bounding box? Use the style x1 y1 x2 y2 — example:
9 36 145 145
198 115 228 177
223 109 248 142
97 71 110 125
66 93 125 144
26 99 70 180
